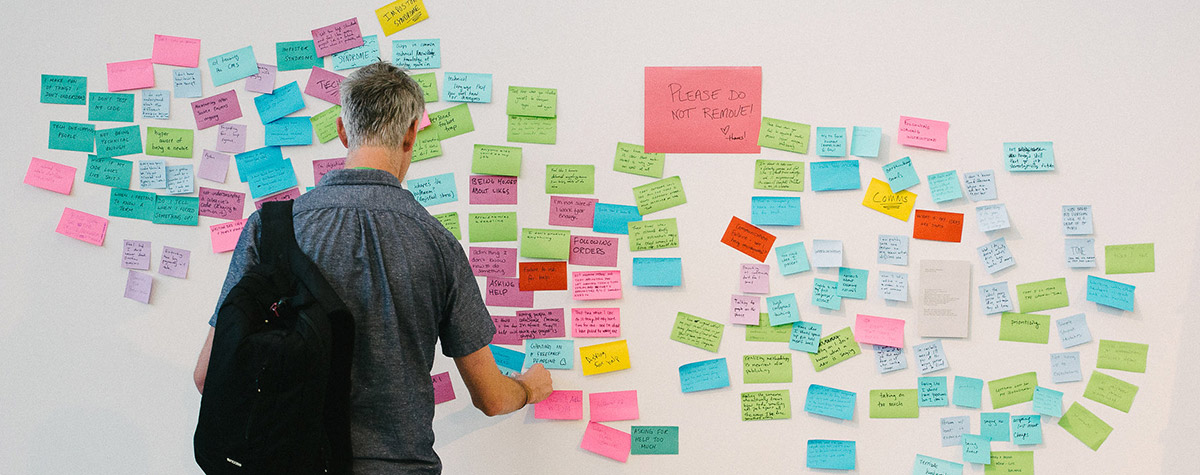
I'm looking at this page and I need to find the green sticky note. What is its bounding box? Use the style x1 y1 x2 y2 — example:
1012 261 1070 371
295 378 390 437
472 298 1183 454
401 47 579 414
84 155 133 188
746 313 791 342
412 127 442 162
276 40 324 71
87 92 135 122
108 188 157 221
152 195 199 226
757 117 810 153
506 115 556 144
809 327 862 372
1096 339 1148 373
1104 243 1155 274
670 312 724 352
869 389 919 418
613 142 665 178
545 165 594 194
468 212 518 242
988 372 1038 409
433 211 461 239
998 312 1050 344
49 121 95 152
1014 278 1068 313
633 176 687 215
310 105 341 144
630 426 679 455
741 390 791 421
428 104 474 140
520 228 570 259
145 127 194 158
627 218 679 251
754 159 805 192
986 451 1034 474
506 86 557 117
413 72 438 103
743 353 793 384
472 144 522 176
41 74 88 104
1083 371 1139 413
1059 402 1113 451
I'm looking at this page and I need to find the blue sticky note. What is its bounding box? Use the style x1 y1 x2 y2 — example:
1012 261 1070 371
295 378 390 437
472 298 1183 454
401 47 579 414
331 35 380 71
173 68 202 98
789 321 822 353
979 282 1013 315
407 172 458 207
87 93 135 122
523 339 573 370
776 241 811 275
836 267 868 299
40 74 88 105
207 46 258 87
877 234 909 265
1065 238 1096 268
152 195 200 226
1050 352 1083 383
960 434 991 465
804 384 856 420
953 376 984 409
247 159 298 199
48 121 95 152
850 126 881 158
912 455 964 475
814 127 847 157
1032 386 1063 417
95 125 142 157
914 340 949 374
963 169 997 201
928 170 963 203
874 345 907 373
750 196 801 226
806 440 855 470
489 344 525 376
940 416 971 446
139 160 167 189
878 271 909 301
1086 275 1135 312
1011 415 1043 445
141 89 170 120
1004 141 1055 172
679 358 730 393
234 146 285 182
1055 313 1092 348
977 237 1016 274
812 278 841 310
166 164 194 195
765 293 800 326
84 155 132 188
810 160 860 191
276 40 324 71
264 117 314 146
392 39 441 69
918 376 949 407
593 203 642 234
883 156 920 191
254 81 306 124
108 188 157 221
443 72 493 103
632 257 682 287
981 412 1011 442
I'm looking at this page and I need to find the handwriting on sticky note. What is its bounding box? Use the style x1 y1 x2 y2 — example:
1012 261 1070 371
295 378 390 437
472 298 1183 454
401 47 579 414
305 67 345 105
988 372 1038 409
809 327 861 372
375 0 429 36
484 277 533 307
121 240 151 270
524 339 573 370
898 116 948 151
862 178 917 221
1059 402 1112 451
24 158 75 195
56 208 108 246
913 210 964 242
869 389 918 418
468 246 517 277
757 117 810 154
515 308 565 340
1015 277 1068 313
741 390 790 421
1096 339 1148 373
518 261 567 291
754 159 805 191
210 219 247 253
809 159 860 191
999 312 1050 344
1104 243 1154 274
589 390 639 422
743 353 792 384
613 142 665 178
198 187 244 220
431 371 455 405
535 390 583 420
632 176 687 215
804 384 855 420
855 314 905 348
572 270 622 301
568 235 617 267
814 127 846 157
106 58 154 92
670 312 724 352
679 358 729 393
572 308 620 338
311 18 364 57
580 422 631 463
1083 371 1139 413
1004 141 1054 171
806 440 855 470
579 340 631 376
468 212 517 243
545 165 594 194
520 228 570 259
720 216 776 262
550 197 598 228
631 426 679 455
191 90 242 130
644 66 763 154
443 72 493 103
628 218 679 251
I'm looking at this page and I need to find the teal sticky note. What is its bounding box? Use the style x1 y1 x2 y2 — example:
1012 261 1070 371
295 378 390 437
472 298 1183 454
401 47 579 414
247 159 298 199
776 241 811 275
812 278 842 310
1032 386 1063 417
254 81 306 124
632 257 682 287
173 68 202 98
523 339 573 370
207 46 258 87
751 196 801 226
1011 415 1043 445
918 376 949 407
95 125 143 157
331 35 380 71
836 267 868 299
593 203 642 234
407 172 458 207
48 121 95 152
912 455 963 475
1004 141 1054 172
789 321 822 353
804 384 855 420
392 39 441 69
234 146 284 182
84 155 132 188
928 170 963 203
40 74 87 105
981 412 1011 442
443 72 493 103
765 293 800 326
276 41 324 71
806 439 855 470
108 188 157 221
152 195 200 226
883 156 920 191
850 126 881 158
814 127 847 157
87 93 135 122
489 344 525 375
631 426 679 455
811 160 860 191
960 434 991 464
1086 275 1135 312
953 376 984 409
264 117 314 146
679 358 730 393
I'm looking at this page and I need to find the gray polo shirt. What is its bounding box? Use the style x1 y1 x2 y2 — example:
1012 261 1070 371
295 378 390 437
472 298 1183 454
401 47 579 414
210 168 495 474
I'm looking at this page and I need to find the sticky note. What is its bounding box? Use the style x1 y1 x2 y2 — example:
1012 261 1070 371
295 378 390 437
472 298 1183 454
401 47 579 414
806 440 855 470
246 160 298 199
106 59 154 92
1032 386 1063 417
1004 141 1054 172
109 188 156 221
1105 243 1154 274
159 246 190 278
151 34 200 67
572 308 620 338
953 376 984 408
631 426 679 455
413 72 438 102
568 234 616 267
234 146 284 182
870 389 918 418
24 158 76 195
775 241 810 275
804 384 855 420
580 422 631 463
145 127 193 158
524 339 573 370
985 452 1034 474
1084 371 1139 413
141 89 170 120
743 353 792 384
191 89 242 130
572 270 621 301
433 212 460 239
1087 275 1135 311
579 340 631 376
1059 402 1113 451
814 127 846 157
507 86 557 118
490 344 525 375
874 345 907 374
484 277 533 307
964 170 998 201
999 312 1050 344
305 67 345 105
631 257 682 287
376 0 429 36
741 390 790 421
469 212 518 242
878 271 909 301
305 105 341 144
152 196 199 226
850 126 881 158
88 92 135 122
898 116 949 151
961 434 991 464
330 34 378 70
1010 416 1043 446
515 308 566 340
166 165 194 195
981 412 1011 442
48 121 95 153
746 313 791 342
927 170 963 203
121 240 151 270
837 267 868 300
628 218 679 251
216 124 247 154
534 390 583 420
245 63 277 94
173 68 201 98
765 293 799 326
311 17 363 57
855 314 904 348
95 126 142 157
788 320 821 353
633 176 687 215
613 142 665 178
413 127 442 161
124 270 153 303
207 46 257 87
812 239 843 268
85 155 133 188
750 196 801 226
392 39 441 69
40 74 87 104
468 247 517 277
407 172 457 207
1049 352 1083 385
1062 205 1093 235
730 295 761 325
740 263 769 294
720 216 776 262
593 203 642 234
1096 339 1148 373
976 203 1011 233
809 327 860 371
979 282 1013 315
878 235 909 265
198 188 245 220
545 165 594 194
276 41 323 71
431 371 455 405
913 340 949 374
913 454 963 475
1015 278 1068 313
507 115 557 144
443 72 493 103
757 117 810 153
862 178 917 221
264 117 313 146
988 372 1038 409
941 416 971 446
643 66 762 154
519 228 570 260
671 312 724 352
912 210 964 242
1066 238 1097 268
679 358 730 393
754 159 805 191
210 219 247 253
467 175 517 205
550 197 599 229
919 377 949 407
810 160 860 191
518 262 568 291
811 279 841 310
883 156 920 191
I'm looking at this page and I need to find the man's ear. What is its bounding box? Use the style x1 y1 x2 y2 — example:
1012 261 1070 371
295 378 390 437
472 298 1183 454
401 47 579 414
401 120 419 153
336 117 349 148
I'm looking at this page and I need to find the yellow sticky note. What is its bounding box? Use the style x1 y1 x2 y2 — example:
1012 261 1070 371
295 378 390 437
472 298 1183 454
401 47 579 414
376 0 429 36
579 340 631 376
861 178 917 221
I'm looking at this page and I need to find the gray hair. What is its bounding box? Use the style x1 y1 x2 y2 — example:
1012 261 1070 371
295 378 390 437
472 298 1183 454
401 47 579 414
338 62 425 151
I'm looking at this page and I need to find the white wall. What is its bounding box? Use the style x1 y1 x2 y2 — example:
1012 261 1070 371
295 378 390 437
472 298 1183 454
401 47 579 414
2 1 1198 473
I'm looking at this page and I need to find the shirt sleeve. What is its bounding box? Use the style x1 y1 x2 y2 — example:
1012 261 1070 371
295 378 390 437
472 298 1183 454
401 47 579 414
435 236 496 358
208 212 263 327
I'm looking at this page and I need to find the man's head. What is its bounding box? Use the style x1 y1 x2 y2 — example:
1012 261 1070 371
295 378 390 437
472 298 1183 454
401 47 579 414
337 62 426 169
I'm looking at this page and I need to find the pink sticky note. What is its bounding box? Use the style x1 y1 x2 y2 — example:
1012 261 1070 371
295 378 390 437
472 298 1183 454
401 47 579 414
159 246 191 279
122 240 151 270
572 270 622 301
643 66 762 154
216 124 247 153
468 175 518 205
418 110 431 130
535 390 584 420
198 150 231 183
730 295 761 325
549 196 599 228
898 116 949 151
490 315 523 345
432 371 456 404
854 314 906 348
198 187 245 220
245 63 277 94
516 308 566 339
24 157 76 194
106 59 154 92
485 277 534 307
210 218 247 253
568 235 618 267
311 18 364 57
313 157 346 185
572 308 621 338
151 34 201 68
740 263 770 294
305 67 346 105
580 421 631 463
254 188 301 209
191 90 243 130
589 390 639 422
469 247 518 277
55 207 108 246
124 270 153 304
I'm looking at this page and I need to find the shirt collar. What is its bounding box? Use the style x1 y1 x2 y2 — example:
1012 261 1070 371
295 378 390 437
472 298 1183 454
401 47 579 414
317 168 405 189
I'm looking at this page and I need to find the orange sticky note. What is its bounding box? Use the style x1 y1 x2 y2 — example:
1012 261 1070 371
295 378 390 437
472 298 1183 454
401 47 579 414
519 261 568 291
897 116 949 151
644 66 762 154
579 339 631 376
912 210 964 243
720 216 776 262
861 178 917 221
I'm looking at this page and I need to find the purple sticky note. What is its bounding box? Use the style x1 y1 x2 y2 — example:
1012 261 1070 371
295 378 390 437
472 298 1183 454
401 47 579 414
246 63 277 94
313 157 346 185
216 124 247 153
468 175 518 205
253 188 301 209
730 295 761 325
124 270 153 303
491 315 523 345
516 308 566 339
198 149 231 183
431 371 456 405
191 90 243 130
469 247 518 277
159 246 191 279
122 240 151 270
304 67 345 105
568 235 619 267
311 18 364 57
740 263 770 294
485 277 534 307
198 187 246 220
549 196 599 228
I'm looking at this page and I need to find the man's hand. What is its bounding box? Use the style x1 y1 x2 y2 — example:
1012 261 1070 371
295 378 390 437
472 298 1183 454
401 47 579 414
515 364 553 404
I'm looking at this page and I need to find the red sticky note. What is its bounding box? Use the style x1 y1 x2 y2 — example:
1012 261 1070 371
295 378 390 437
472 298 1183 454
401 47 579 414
254 188 301 210
644 66 762 154
305 67 346 105
468 175 518 205
535 390 584 420
485 277 534 308
311 18 364 57
720 216 776 262
191 90 243 130
572 308 621 338
106 59 155 92
490 315 522 345
912 209 965 243
516 308 566 339
519 261 568 291
580 421 631 463
210 218 247 253
589 390 639 422
55 207 108 246
431 371 455 404
897 116 949 151
24 157 76 194
571 270 622 301
568 235 619 267
198 187 245 220
549 196 599 228
312 157 346 185
151 34 201 68
469 246 518 277
854 314 906 348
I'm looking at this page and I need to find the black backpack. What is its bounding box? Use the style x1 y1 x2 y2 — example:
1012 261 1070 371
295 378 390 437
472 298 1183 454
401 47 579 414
195 201 355 474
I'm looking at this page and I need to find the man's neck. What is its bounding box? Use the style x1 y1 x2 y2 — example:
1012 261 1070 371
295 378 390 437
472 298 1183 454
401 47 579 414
344 146 404 181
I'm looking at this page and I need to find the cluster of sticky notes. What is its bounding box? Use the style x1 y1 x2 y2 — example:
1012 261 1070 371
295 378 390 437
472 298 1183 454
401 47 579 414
507 86 557 144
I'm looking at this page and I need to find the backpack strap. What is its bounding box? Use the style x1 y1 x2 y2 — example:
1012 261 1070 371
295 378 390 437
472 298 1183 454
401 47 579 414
259 201 297 270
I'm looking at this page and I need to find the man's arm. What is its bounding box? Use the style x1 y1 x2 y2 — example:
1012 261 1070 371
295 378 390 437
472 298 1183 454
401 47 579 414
454 345 553 416
194 327 215 394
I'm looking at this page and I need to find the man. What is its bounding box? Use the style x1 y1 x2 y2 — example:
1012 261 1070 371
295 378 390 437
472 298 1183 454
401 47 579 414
194 61 552 473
